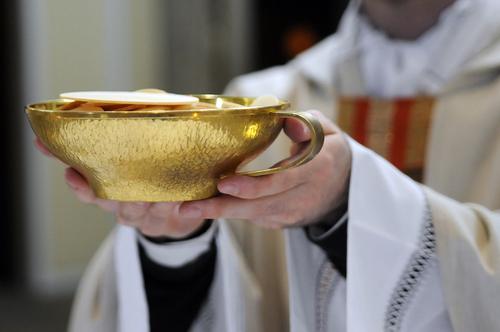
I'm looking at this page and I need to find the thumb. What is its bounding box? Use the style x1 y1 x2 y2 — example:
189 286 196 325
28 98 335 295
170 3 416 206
284 110 339 142
284 117 310 143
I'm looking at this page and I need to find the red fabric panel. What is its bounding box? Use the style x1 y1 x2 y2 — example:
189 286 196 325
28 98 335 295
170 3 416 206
389 98 413 170
353 98 370 146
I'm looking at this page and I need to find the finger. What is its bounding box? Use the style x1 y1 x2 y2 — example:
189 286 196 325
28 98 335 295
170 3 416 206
148 201 180 218
179 195 246 219
223 112 345 200
34 137 56 158
64 168 120 211
284 110 338 143
180 187 311 222
134 204 171 237
117 202 150 222
64 168 99 204
218 138 319 199
64 167 89 189
306 110 339 134
284 110 340 158
289 139 309 157
284 117 310 142
135 202 206 238
219 135 328 199
93 198 120 212
34 137 68 166
218 168 305 199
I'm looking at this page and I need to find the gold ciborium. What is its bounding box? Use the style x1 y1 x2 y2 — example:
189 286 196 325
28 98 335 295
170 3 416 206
26 95 324 202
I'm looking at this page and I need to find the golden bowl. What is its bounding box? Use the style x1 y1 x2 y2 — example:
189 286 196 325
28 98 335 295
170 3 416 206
26 95 324 202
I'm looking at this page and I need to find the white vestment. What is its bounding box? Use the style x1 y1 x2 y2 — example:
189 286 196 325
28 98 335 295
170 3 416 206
223 0 500 329
69 0 500 331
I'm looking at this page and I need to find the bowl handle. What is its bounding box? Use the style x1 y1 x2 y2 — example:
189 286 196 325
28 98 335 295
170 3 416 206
236 110 325 177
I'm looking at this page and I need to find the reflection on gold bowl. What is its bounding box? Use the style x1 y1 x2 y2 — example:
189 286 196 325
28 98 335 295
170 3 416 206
26 95 324 202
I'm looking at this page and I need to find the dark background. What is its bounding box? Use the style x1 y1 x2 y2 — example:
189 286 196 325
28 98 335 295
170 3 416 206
0 0 22 285
255 0 349 69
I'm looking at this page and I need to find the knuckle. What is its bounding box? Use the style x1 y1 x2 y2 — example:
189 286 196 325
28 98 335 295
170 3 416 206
119 203 146 220
149 203 174 218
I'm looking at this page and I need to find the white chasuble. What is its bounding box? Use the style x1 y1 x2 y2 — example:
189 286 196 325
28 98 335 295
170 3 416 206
285 138 453 332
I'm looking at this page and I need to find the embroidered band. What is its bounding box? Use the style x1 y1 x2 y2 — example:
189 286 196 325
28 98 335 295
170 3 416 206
384 200 436 331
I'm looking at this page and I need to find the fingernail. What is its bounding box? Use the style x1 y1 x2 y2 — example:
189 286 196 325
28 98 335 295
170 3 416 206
133 202 148 206
183 207 202 218
219 184 239 195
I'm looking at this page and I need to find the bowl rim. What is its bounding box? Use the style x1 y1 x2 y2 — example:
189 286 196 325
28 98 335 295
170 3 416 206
25 94 291 118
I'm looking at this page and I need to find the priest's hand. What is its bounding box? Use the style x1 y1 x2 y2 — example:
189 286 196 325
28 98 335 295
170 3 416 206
178 110 352 229
33 137 206 238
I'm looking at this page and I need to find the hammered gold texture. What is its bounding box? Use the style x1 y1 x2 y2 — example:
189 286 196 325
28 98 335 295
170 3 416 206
26 96 298 202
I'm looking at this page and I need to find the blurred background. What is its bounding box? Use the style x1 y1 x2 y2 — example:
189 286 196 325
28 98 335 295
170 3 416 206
0 0 348 330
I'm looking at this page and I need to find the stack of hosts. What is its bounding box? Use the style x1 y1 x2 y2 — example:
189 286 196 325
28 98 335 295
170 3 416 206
38 0 500 331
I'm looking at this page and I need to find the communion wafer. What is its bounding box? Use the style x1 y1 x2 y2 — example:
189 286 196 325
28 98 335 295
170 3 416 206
55 90 280 112
60 91 199 105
